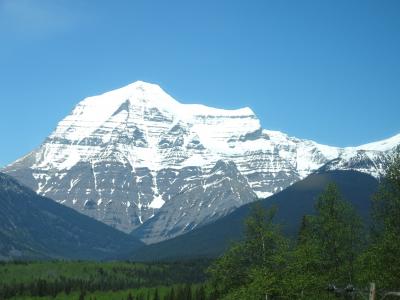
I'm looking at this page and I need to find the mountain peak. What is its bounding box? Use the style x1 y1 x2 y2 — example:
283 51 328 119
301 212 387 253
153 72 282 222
88 80 180 108
118 80 167 96
3 81 400 240
102 80 257 118
128 80 156 87
127 80 161 88
49 81 260 144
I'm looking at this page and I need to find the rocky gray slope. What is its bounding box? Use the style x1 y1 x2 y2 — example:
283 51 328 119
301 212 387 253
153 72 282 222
132 160 257 243
3 81 399 243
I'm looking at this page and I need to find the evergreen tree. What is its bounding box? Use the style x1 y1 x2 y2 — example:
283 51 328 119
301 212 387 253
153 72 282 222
168 287 175 300
153 288 160 300
176 285 186 300
287 215 324 298
195 285 206 300
284 184 362 298
359 150 400 288
78 290 86 300
313 183 362 285
182 284 192 300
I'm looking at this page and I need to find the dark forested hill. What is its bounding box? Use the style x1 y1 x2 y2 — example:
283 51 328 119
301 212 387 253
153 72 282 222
0 173 143 260
129 170 378 261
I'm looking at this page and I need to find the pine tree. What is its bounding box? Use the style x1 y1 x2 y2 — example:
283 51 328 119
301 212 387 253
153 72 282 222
195 285 206 300
360 150 400 288
167 287 175 300
78 290 86 300
313 183 362 285
288 215 323 298
153 288 159 300
287 184 362 299
182 284 192 300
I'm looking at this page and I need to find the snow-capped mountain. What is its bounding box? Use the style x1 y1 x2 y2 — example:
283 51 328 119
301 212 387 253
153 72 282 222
3 81 399 243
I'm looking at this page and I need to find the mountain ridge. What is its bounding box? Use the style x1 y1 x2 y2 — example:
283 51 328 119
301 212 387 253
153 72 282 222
3 81 399 243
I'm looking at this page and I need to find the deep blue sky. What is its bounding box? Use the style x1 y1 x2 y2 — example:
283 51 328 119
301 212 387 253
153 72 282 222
1 0 399 167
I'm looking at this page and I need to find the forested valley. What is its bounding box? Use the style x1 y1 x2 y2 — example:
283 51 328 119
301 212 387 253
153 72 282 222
1 152 399 300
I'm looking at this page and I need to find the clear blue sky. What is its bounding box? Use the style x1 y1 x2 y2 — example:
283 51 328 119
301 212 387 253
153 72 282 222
1 0 399 167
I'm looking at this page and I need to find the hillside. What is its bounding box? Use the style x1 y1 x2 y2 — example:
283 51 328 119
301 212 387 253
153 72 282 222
129 170 379 261
0 173 143 260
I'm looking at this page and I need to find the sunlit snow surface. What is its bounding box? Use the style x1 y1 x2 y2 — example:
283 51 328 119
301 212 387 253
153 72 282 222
29 82 340 181
38 81 260 171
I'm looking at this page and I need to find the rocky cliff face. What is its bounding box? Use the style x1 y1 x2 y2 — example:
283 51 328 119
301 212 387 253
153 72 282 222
3 81 399 243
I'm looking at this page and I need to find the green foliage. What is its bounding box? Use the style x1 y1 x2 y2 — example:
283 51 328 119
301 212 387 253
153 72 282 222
208 203 290 299
4 285 210 300
286 184 363 298
0 260 210 300
358 150 400 289
313 183 363 284
208 184 366 299
286 215 325 297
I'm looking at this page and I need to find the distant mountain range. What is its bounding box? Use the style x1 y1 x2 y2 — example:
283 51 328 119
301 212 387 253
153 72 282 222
0 172 142 260
2 81 399 244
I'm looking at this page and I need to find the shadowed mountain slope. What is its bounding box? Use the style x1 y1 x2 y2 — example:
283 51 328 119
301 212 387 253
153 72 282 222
129 170 378 261
0 173 143 260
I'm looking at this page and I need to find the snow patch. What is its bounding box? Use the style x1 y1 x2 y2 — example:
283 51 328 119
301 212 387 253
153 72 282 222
148 195 165 209
255 191 273 199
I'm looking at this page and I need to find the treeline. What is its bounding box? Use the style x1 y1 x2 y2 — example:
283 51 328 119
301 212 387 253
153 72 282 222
78 284 210 300
0 260 210 299
207 151 400 299
0 282 214 300
125 284 210 300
